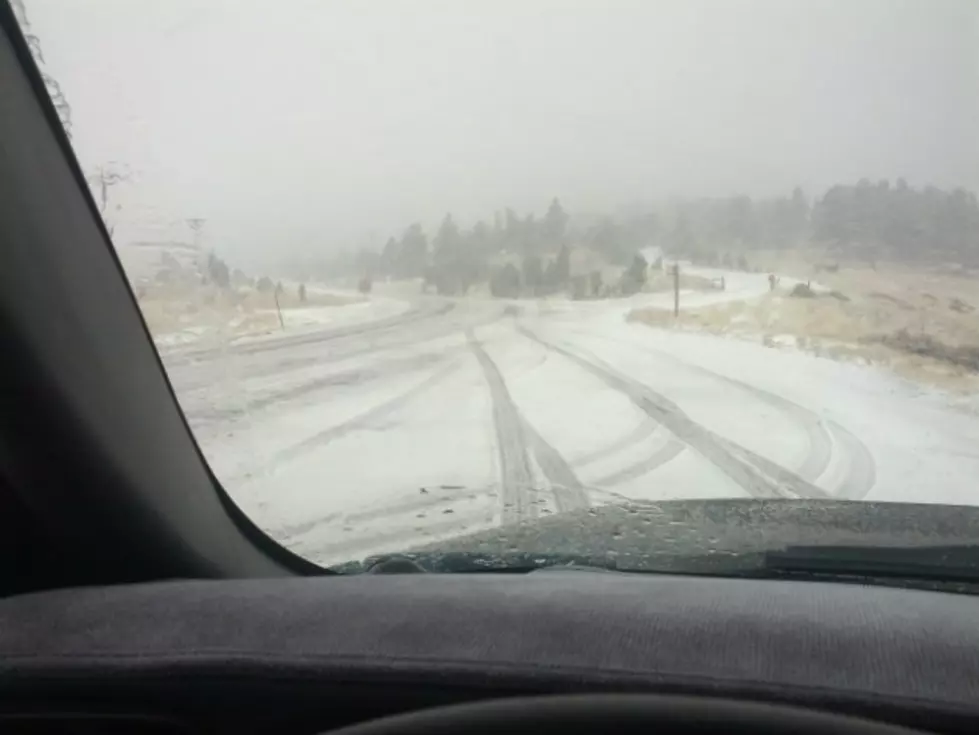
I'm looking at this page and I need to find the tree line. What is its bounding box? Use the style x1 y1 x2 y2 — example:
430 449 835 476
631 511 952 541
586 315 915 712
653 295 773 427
811 179 979 266
325 199 576 297
621 181 979 267
322 180 979 292
381 198 571 283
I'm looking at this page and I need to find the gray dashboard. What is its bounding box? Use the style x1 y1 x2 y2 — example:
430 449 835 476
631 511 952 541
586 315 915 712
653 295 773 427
0 570 977 723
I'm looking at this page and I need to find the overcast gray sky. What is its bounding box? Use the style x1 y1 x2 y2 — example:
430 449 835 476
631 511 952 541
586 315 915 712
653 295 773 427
24 0 979 267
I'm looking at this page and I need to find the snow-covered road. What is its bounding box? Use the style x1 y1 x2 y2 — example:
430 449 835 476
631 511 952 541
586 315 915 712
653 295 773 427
162 275 979 566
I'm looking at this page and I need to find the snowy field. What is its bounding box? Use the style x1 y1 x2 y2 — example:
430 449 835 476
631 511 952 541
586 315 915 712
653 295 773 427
161 270 979 566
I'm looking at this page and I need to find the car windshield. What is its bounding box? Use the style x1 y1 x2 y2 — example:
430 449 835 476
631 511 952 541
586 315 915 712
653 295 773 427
18 0 979 574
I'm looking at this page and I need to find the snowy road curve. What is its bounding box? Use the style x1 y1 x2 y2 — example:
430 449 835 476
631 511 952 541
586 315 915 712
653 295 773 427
162 277 979 565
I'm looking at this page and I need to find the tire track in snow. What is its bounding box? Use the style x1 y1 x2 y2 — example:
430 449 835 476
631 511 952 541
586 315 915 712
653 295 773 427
569 413 685 488
518 326 830 500
696 366 874 499
571 419 659 468
826 421 877 500
497 325 685 488
721 378 833 482
590 438 686 487
168 300 500 393
567 328 875 499
297 303 507 370
259 360 461 469
524 423 590 513
167 301 456 365
506 326 687 489
468 333 537 523
467 330 588 523
185 349 461 428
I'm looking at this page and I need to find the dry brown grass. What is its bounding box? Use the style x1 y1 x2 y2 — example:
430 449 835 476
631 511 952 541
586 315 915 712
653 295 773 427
643 270 717 293
629 250 979 392
136 282 362 341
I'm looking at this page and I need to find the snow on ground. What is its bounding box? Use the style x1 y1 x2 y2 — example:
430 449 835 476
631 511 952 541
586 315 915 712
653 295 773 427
479 322 644 466
573 311 979 506
276 297 409 331
214 295 412 350
192 335 467 485
153 294 412 353
153 327 211 349
225 351 499 565
160 269 979 566
549 326 815 478
477 320 749 504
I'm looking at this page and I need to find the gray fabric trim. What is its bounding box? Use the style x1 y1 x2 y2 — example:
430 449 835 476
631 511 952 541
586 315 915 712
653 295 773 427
0 573 977 712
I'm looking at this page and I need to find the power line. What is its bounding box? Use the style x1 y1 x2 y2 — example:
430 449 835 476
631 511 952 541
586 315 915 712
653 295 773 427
11 0 72 137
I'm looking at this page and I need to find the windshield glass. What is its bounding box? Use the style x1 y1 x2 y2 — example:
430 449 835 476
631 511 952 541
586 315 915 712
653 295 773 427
20 0 979 572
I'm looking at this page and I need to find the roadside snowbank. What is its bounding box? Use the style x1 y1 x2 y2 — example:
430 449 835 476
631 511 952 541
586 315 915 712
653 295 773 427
153 295 411 352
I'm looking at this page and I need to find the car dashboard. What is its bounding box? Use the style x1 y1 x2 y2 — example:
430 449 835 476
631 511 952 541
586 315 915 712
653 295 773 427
0 570 976 733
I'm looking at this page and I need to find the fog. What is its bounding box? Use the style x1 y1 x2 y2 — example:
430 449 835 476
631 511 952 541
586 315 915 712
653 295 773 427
24 0 979 268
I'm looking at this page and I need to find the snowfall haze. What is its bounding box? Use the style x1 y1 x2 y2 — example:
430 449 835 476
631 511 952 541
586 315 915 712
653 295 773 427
24 0 979 267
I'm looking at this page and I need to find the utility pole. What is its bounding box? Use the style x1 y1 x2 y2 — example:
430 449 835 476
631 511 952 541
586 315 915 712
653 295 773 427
673 262 680 317
88 164 129 237
186 218 206 248
273 283 285 330
16 1 130 239
187 218 206 280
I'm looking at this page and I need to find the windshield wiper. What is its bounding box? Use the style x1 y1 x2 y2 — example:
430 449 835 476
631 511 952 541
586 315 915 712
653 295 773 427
641 544 979 591
756 544 979 583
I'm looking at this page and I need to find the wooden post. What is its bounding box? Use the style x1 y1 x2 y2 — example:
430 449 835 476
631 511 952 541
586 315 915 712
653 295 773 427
273 290 285 330
673 263 680 317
